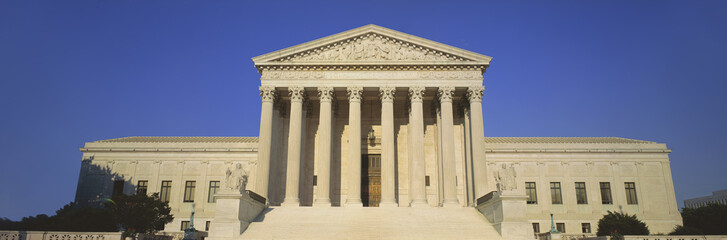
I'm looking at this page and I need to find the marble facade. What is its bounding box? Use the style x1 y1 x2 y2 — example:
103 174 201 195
74 25 683 238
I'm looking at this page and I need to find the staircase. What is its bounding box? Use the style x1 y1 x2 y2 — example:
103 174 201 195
240 206 503 240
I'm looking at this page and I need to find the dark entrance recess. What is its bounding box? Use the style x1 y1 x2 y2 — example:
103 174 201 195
362 154 381 207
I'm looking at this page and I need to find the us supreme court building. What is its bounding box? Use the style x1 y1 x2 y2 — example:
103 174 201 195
74 25 683 239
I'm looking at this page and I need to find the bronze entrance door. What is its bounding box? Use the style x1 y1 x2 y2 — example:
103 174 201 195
361 154 381 207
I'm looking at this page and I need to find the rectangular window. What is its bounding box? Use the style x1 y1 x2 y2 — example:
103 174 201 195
184 181 196 202
575 182 588 204
550 182 562 204
532 223 540 234
112 180 125 198
526 182 538 204
208 181 220 203
206 221 211 231
425 176 430 187
600 182 613 204
625 182 638 204
160 181 172 203
582 223 591 233
556 223 566 233
137 180 148 195
181 221 190 231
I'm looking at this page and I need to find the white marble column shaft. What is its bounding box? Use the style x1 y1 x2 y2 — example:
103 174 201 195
282 86 305 207
438 86 460 207
255 86 276 200
314 87 334 206
380 86 398 207
409 87 428 207
345 87 364 207
467 86 488 198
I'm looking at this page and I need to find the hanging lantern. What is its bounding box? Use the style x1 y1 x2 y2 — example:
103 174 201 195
368 129 375 141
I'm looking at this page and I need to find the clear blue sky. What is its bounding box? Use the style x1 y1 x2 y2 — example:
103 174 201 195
1 0 725 220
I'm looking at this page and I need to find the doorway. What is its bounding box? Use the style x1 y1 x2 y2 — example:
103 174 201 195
362 154 381 207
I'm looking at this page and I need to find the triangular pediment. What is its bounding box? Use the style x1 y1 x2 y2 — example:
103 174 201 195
252 25 492 68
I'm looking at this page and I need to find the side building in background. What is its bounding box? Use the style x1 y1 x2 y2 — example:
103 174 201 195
684 189 727 208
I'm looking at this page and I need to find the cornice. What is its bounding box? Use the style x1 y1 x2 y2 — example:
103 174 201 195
80 147 258 153
485 148 672 153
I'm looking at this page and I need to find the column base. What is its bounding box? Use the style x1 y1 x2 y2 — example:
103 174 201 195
281 198 300 207
443 201 461 208
313 199 332 207
379 202 398 208
344 199 363 207
410 200 429 208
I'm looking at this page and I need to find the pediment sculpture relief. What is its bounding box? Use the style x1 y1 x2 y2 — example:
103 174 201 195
274 33 471 62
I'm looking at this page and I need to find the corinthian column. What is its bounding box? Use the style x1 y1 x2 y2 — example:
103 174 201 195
345 87 363 207
438 86 460 207
380 86 398 207
255 86 276 200
467 86 488 198
314 87 334 207
408 87 428 207
282 86 305 207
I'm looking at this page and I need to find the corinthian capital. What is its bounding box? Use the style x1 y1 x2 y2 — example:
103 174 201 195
259 86 277 103
288 86 306 103
437 86 455 102
318 87 335 102
408 86 425 103
380 86 396 102
466 86 485 103
346 86 363 102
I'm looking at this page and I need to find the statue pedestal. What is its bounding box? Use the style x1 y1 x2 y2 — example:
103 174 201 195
207 191 267 240
476 191 534 240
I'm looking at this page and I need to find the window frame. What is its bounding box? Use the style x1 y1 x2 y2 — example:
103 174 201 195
556 223 566 233
581 223 591 233
526 182 538 204
208 181 220 203
532 222 540 234
181 221 190 231
183 180 196 202
136 180 148 195
600 182 613 204
160 181 172 203
550 182 563 204
625 182 638 205
575 182 588 204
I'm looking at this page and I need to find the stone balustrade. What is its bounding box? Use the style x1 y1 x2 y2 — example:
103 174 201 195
536 233 727 240
0 231 122 240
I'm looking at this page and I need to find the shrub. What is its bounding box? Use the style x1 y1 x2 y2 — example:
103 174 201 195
596 211 649 236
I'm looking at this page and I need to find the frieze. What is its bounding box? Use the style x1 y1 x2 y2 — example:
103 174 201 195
260 70 482 80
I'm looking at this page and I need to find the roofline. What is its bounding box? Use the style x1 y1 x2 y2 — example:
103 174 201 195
251 24 492 65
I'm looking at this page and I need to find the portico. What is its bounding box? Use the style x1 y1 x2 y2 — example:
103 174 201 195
251 25 493 207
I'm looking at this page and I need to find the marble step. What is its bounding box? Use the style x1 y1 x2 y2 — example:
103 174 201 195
240 206 504 240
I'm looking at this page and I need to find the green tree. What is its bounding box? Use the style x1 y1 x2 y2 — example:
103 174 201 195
49 202 117 231
596 211 650 236
679 203 727 235
669 225 703 235
0 202 116 231
106 193 174 234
